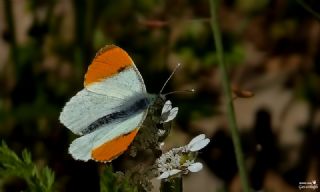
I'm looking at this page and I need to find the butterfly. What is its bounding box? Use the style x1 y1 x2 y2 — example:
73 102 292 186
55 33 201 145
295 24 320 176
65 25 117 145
59 45 159 162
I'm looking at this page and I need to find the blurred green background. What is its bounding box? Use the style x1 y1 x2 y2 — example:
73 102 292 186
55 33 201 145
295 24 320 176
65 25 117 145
0 0 320 191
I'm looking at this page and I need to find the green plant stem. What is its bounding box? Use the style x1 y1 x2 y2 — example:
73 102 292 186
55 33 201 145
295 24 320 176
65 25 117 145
160 177 182 192
3 0 19 65
209 0 250 192
295 0 320 21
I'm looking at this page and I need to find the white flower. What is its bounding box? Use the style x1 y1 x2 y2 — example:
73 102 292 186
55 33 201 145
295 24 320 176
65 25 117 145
182 160 203 173
156 134 210 180
160 100 178 123
159 142 165 149
186 134 210 152
158 169 181 179
157 148 182 173
187 162 203 172
158 129 166 136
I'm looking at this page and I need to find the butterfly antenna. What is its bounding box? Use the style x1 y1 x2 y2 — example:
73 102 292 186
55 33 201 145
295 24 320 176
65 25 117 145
163 89 195 96
159 63 181 94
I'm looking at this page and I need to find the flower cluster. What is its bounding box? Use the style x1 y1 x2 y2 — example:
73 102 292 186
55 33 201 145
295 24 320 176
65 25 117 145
156 134 210 179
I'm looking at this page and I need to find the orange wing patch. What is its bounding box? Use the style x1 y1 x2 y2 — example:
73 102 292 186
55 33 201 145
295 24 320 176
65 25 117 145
84 45 133 86
91 128 139 162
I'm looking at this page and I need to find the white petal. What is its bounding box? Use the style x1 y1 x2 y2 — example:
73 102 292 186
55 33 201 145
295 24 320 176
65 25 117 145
161 100 172 114
188 162 203 172
158 171 170 179
168 169 181 176
189 138 210 152
163 107 178 123
158 129 166 136
159 142 165 149
187 134 205 148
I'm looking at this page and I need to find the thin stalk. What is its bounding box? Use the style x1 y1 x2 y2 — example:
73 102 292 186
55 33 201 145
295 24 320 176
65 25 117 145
295 0 320 21
209 0 250 191
160 177 182 192
3 0 19 65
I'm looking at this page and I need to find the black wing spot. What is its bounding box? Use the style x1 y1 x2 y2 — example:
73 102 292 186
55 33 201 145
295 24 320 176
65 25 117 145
117 66 127 73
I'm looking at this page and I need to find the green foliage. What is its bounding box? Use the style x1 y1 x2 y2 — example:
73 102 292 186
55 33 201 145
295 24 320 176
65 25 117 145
235 0 268 14
0 141 55 192
160 177 182 192
100 166 137 192
209 0 250 191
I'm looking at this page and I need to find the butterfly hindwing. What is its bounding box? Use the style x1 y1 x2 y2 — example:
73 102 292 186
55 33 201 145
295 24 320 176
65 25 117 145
68 111 147 162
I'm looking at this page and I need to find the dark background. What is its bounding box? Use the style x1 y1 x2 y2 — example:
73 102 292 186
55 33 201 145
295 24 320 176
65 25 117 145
0 0 320 191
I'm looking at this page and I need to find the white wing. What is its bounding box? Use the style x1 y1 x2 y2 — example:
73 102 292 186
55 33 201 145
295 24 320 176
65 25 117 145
85 67 146 96
68 111 146 161
60 45 151 161
59 68 147 135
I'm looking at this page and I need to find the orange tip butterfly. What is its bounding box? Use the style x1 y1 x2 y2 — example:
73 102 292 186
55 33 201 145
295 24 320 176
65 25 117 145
59 45 160 162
